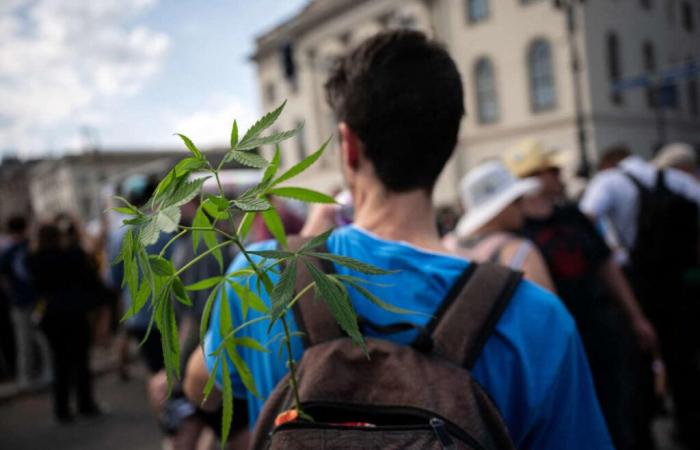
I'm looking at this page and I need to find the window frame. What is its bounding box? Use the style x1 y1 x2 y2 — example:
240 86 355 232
527 38 557 113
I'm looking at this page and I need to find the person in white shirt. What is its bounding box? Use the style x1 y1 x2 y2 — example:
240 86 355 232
580 148 700 253
580 143 700 448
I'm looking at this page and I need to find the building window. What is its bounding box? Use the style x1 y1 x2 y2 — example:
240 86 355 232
467 0 489 23
642 41 656 108
528 39 556 112
474 57 499 123
607 33 623 105
681 1 695 31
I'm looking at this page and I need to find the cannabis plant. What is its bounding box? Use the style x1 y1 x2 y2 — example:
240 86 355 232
114 102 403 442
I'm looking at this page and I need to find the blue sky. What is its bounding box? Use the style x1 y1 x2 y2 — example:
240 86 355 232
0 0 308 158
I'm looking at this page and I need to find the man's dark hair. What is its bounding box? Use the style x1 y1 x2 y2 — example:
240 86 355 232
6 216 27 235
598 144 632 171
325 30 465 192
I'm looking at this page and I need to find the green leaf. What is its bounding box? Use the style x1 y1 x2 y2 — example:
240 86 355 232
140 218 160 246
232 196 271 212
230 119 238 149
299 228 334 253
269 259 297 323
239 100 286 148
152 170 178 203
164 177 207 208
232 337 269 353
112 206 138 215
202 357 220 403
120 280 150 322
218 287 231 337
172 278 192 306
304 260 365 352
186 276 224 291
208 194 229 211
268 187 335 204
149 255 174 276
248 250 294 259
155 206 181 234
202 198 230 220
220 356 233 444
176 133 202 159
273 136 330 186
261 146 281 185
238 212 256 242
224 341 260 399
262 209 287 249
236 128 298 151
226 149 268 168
307 252 396 275
174 157 207 177
192 205 207 252
202 222 223 271
230 281 267 315
337 277 418 316
200 285 221 343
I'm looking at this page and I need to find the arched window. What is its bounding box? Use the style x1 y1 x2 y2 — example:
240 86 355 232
528 39 556 112
607 32 623 105
467 0 489 23
474 58 499 123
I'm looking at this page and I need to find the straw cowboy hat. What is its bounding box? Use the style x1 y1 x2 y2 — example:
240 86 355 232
503 138 561 178
455 160 541 238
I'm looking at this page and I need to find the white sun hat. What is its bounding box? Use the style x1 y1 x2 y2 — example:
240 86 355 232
455 160 541 238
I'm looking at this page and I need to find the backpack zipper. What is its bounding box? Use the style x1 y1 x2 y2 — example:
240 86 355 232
272 402 486 450
430 417 456 449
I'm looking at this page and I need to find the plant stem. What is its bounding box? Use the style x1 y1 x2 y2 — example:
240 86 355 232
281 316 303 414
160 229 188 257
178 225 235 241
174 240 232 277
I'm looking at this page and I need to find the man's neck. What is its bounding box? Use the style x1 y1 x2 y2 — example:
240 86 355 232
352 185 445 253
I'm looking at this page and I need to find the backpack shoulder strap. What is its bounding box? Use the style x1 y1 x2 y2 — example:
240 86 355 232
429 263 522 369
623 170 648 193
286 235 342 348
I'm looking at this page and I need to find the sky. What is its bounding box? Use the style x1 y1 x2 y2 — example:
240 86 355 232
0 0 308 159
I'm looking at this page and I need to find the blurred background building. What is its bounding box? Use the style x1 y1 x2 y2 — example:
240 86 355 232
252 0 700 204
0 148 228 225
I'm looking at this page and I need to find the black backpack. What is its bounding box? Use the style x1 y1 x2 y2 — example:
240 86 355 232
626 170 699 280
250 236 522 450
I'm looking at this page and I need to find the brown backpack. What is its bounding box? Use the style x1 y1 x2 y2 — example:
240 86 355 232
250 237 522 450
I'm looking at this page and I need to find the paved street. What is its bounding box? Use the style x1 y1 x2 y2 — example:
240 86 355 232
0 364 688 450
0 367 162 450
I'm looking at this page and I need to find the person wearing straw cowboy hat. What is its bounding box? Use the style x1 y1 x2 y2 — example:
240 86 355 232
505 138 661 450
444 160 556 293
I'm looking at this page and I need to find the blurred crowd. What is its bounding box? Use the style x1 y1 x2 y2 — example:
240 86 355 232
0 137 698 450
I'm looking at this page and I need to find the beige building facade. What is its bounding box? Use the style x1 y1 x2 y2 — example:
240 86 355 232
253 0 700 205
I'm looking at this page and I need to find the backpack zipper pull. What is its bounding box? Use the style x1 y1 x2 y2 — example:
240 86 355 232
430 418 456 449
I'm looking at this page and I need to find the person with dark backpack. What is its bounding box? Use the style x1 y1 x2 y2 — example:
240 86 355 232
185 30 612 449
581 144 700 449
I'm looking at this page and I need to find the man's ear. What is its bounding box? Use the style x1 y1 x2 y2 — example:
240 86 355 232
339 122 362 172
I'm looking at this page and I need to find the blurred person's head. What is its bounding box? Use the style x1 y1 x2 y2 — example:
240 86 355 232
455 160 541 239
653 142 697 176
324 30 464 199
55 213 82 249
35 222 61 253
503 138 564 201
598 144 631 171
6 215 28 240
122 174 159 208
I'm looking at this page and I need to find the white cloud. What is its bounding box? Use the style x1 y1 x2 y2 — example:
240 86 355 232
172 96 258 149
0 0 168 158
